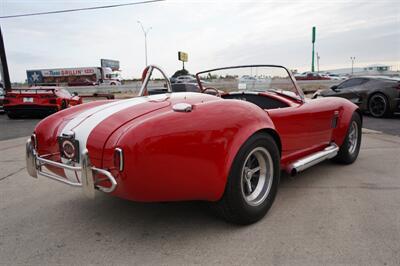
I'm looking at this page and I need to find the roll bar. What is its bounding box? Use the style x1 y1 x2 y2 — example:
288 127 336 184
138 65 172 97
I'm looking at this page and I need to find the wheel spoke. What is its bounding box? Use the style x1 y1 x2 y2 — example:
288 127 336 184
249 166 260 175
245 179 252 194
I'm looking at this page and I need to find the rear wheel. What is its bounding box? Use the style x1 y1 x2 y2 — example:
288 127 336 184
368 93 390 118
214 133 280 225
333 112 362 164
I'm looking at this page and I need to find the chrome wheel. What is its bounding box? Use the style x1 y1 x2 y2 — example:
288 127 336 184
348 121 358 154
369 94 387 117
241 147 274 206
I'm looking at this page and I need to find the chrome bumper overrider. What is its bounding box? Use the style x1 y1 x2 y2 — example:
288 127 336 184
26 138 117 198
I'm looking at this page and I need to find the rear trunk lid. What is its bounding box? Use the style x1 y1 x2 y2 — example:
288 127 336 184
5 88 56 104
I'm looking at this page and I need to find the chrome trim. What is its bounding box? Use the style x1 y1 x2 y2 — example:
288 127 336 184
62 130 75 139
115 147 124 171
172 103 192 112
26 137 118 198
287 143 339 176
31 133 37 150
81 149 95 199
26 139 38 178
139 65 172 96
228 91 260 95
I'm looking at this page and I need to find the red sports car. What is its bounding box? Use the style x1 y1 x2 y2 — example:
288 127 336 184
26 65 362 224
4 87 82 118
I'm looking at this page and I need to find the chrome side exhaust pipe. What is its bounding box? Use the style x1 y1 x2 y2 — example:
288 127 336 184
287 143 339 176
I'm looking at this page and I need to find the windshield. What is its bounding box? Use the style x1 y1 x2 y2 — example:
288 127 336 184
196 65 303 101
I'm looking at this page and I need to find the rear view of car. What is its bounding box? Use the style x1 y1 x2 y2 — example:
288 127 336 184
3 87 81 118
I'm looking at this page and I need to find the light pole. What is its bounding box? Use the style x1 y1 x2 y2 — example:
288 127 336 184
350 56 355 75
137 20 152 67
316 52 320 73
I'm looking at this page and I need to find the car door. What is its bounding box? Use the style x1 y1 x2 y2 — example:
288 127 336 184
333 78 368 105
268 101 337 163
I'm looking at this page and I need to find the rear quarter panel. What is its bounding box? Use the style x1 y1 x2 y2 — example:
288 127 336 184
103 99 278 202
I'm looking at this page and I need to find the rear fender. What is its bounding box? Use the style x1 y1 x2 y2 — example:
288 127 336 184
331 98 361 146
106 99 278 202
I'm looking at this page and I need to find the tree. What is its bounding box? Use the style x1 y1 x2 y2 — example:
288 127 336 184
172 69 190 78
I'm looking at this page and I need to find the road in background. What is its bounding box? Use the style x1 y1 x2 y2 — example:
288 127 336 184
0 115 40 140
364 114 400 136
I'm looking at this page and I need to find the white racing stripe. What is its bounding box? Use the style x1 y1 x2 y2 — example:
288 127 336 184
60 94 169 182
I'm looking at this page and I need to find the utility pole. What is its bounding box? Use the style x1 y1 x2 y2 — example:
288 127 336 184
350 56 356 75
316 52 320 73
0 26 11 91
137 21 152 67
311 26 316 72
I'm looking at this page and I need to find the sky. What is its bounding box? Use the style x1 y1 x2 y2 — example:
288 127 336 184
1 0 399 82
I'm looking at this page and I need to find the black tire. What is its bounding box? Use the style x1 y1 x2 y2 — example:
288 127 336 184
368 93 391 118
61 100 68 110
213 133 280 225
7 112 19 119
333 112 362 164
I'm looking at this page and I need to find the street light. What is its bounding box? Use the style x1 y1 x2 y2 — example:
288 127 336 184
137 20 152 67
350 56 356 76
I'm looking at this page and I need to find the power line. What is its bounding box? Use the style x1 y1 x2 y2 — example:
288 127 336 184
0 0 166 19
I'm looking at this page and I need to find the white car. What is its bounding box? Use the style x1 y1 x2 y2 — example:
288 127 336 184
326 74 347 80
174 75 197 84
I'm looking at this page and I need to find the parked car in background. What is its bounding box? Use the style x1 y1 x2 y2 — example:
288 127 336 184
4 87 82 118
148 83 201 95
172 75 197 84
313 76 400 117
295 72 331 80
67 78 97 87
326 73 347 80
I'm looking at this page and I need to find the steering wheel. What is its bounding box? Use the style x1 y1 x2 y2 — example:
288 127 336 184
202 87 221 97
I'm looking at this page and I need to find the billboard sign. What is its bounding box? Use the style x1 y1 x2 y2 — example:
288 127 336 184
101 59 120 71
27 67 98 85
178 51 188 62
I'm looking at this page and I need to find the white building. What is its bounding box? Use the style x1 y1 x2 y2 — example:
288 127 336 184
325 64 399 77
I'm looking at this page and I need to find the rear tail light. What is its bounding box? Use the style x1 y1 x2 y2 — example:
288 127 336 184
114 148 124 171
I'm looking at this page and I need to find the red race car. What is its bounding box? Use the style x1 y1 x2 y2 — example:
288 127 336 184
26 65 362 224
4 87 82 118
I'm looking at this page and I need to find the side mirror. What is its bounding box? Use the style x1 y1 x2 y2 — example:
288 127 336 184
331 85 339 92
73 92 78 96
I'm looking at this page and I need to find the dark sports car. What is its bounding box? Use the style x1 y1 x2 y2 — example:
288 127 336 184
313 76 400 117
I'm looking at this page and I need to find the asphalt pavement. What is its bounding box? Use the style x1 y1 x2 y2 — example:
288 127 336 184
0 131 399 265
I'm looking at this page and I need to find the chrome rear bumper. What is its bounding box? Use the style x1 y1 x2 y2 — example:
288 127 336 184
26 138 117 198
